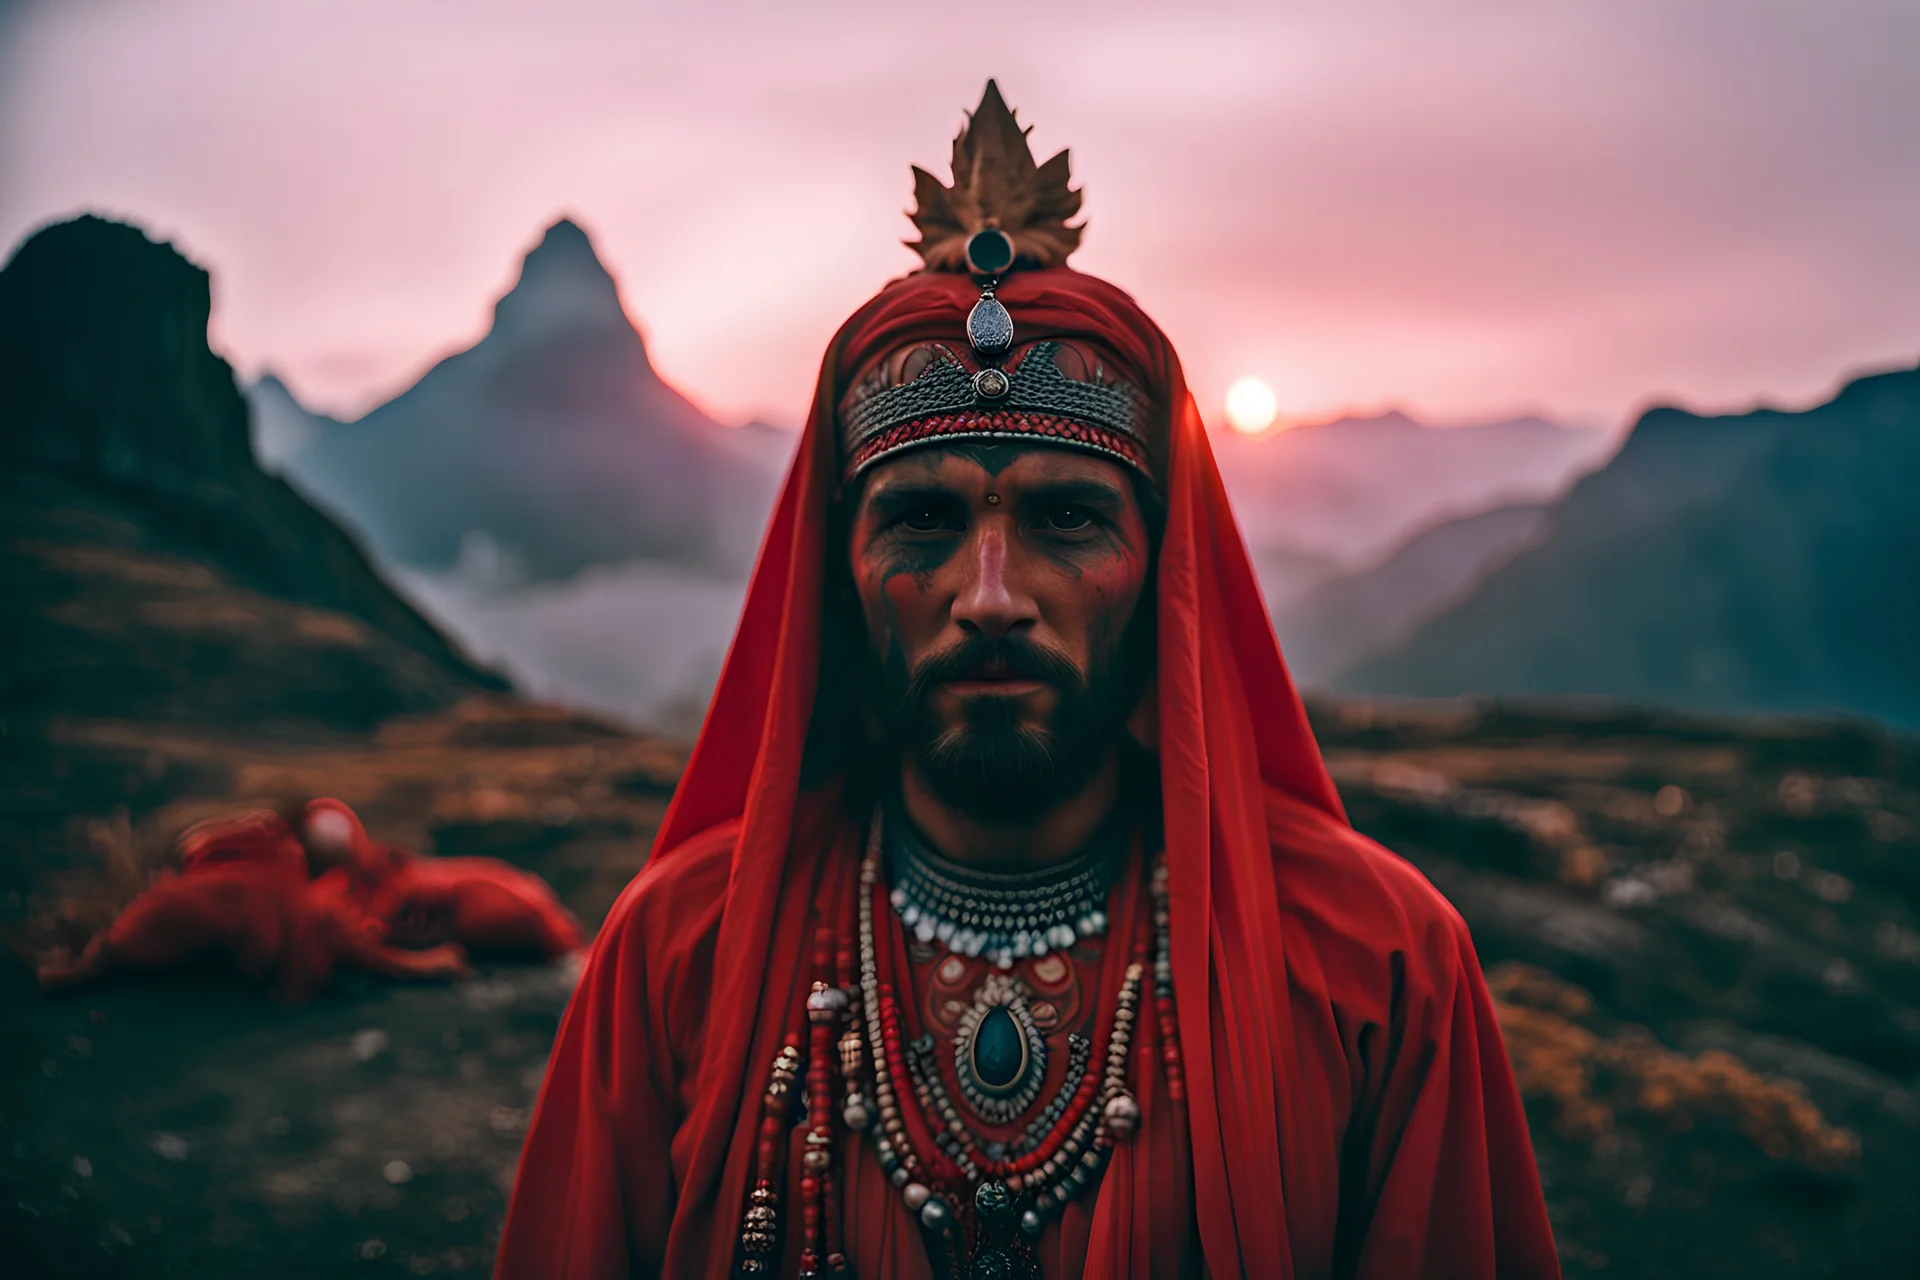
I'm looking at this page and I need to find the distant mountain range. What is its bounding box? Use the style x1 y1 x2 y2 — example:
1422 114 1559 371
210 208 1918 731
244 218 1625 724
257 219 791 586
1213 409 1615 571
259 225 1604 593
1340 364 1920 725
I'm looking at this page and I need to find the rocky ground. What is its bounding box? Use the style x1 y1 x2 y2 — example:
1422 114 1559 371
1314 699 1920 1278
1 697 681 1279
4 696 1917 1277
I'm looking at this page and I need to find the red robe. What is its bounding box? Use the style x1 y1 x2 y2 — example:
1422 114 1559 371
496 268 1560 1279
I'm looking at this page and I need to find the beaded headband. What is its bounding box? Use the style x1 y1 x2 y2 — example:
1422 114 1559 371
836 81 1158 484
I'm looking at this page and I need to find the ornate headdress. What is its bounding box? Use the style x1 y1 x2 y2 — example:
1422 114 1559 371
836 82 1159 484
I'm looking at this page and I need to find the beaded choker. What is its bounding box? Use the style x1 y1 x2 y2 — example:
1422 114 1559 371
883 799 1121 969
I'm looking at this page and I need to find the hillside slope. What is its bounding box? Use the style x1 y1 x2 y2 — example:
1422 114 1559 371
1277 502 1551 686
0 214 507 904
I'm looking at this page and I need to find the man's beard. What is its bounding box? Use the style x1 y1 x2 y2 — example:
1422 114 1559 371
877 619 1150 826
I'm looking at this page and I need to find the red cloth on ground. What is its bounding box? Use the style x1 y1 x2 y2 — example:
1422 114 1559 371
173 808 310 879
79 808 338 1000
495 268 1561 1279
365 856 584 958
298 798 582 958
41 834 466 1004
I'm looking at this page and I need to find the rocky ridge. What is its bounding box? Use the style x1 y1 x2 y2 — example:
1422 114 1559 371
1344 364 1920 726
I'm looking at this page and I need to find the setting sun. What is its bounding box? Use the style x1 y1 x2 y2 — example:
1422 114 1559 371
1225 377 1279 434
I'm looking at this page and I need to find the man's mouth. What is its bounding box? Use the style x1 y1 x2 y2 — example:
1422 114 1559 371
942 662 1046 697
944 678 1046 697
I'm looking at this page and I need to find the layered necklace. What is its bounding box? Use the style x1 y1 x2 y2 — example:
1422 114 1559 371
732 812 1186 1280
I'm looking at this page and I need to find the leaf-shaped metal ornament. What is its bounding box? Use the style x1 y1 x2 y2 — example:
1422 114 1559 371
907 81 1085 274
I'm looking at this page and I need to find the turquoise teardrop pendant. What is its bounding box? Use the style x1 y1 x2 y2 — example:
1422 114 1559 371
972 1007 1027 1090
953 972 1048 1123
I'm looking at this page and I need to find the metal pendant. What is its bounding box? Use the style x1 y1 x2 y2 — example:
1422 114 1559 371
966 291 1014 359
968 1180 1027 1280
953 972 1048 1124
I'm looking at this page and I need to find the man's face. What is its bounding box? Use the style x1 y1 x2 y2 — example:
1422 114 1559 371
847 443 1153 823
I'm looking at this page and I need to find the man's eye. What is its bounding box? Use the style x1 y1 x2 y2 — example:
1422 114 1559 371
900 507 950 532
1043 507 1093 532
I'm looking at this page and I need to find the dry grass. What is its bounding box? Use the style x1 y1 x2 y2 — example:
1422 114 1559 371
1491 963 1860 1170
16 696 687 962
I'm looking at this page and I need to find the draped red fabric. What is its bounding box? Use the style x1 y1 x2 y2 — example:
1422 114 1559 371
495 268 1560 1279
173 808 310 878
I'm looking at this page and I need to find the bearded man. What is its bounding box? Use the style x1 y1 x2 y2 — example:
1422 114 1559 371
497 83 1559 1280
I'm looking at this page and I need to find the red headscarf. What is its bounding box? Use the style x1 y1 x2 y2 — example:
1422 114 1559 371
658 265 1340 1271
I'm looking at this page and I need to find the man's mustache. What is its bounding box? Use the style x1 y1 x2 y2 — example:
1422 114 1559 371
905 634 1084 704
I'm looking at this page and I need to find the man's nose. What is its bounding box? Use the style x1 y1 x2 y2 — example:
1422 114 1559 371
951 524 1037 640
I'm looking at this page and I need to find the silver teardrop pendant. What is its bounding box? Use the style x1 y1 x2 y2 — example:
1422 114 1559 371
967 292 1014 358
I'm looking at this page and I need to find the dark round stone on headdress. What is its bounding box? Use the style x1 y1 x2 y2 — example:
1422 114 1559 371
964 228 1016 276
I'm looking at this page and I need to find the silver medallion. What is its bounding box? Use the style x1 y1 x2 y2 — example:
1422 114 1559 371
966 291 1015 358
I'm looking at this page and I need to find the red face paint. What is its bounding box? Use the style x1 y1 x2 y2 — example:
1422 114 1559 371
849 445 1151 741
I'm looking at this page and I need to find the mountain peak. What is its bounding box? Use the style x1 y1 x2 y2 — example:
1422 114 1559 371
525 216 599 266
1273 408 1426 436
0 213 257 494
490 215 636 346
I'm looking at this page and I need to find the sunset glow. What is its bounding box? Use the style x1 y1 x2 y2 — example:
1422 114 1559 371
1225 378 1280 435
1 3 1916 432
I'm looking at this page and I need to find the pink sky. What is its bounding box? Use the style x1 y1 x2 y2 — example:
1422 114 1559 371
2 0 1917 433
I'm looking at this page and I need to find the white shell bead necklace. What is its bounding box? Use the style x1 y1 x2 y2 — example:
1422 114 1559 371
884 800 1121 969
